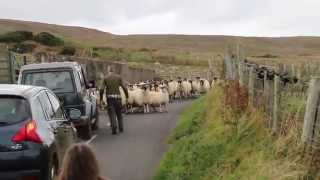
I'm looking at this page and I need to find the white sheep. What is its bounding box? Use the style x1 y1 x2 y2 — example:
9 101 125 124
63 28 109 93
160 86 169 112
149 85 167 112
181 80 192 98
168 80 178 101
200 79 211 93
211 77 222 87
191 80 201 96
127 85 144 113
141 85 152 113
119 86 127 107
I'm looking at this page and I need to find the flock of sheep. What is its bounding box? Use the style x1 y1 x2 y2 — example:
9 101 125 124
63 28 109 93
98 77 220 114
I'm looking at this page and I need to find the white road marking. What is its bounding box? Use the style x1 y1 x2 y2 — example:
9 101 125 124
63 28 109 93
86 134 98 144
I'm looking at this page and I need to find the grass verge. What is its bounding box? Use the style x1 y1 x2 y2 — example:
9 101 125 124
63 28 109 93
154 85 308 180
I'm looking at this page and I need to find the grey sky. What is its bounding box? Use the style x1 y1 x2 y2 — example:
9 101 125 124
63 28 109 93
0 0 319 36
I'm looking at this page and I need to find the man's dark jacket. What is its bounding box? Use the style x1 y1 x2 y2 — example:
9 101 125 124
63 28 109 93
102 74 129 98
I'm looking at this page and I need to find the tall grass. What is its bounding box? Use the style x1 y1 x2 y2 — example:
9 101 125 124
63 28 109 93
154 84 309 180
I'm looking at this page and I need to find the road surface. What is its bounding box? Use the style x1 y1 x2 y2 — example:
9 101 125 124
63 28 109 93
89 100 193 180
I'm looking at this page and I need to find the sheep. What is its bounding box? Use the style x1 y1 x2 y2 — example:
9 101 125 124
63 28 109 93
181 79 192 98
168 80 179 101
200 79 211 93
211 77 221 87
160 86 169 112
176 80 183 99
127 85 135 112
127 85 144 113
119 86 127 106
191 79 201 96
149 86 160 110
141 84 152 113
149 85 168 112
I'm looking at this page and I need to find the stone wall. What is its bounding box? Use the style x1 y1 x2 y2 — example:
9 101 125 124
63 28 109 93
42 55 156 83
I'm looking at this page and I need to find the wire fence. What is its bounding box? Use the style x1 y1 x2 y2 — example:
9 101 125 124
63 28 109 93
223 46 320 161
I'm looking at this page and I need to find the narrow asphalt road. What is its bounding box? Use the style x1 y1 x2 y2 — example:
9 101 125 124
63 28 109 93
90 100 193 180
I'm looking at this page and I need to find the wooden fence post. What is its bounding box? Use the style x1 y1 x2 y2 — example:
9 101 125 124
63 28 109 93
272 75 280 133
263 70 270 111
302 78 320 144
239 62 244 87
248 66 255 106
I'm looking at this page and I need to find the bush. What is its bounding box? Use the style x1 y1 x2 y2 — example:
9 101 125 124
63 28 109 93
0 31 34 43
139 48 151 52
92 52 99 58
255 54 279 58
9 43 36 54
60 46 76 55
34 32 64 46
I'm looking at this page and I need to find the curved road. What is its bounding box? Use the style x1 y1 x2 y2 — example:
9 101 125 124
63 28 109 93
89 100 193 180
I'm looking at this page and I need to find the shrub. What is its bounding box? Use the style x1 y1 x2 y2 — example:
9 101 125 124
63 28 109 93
92 52 99 58
9 43 36 54
0 31 34 43
225 81 248 115
139 48 150 52
60 46 76 55
34 32 64 46
255 54 279 58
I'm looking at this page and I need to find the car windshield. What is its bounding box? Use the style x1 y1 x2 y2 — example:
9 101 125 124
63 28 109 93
24 71 75 93
0 97 31 125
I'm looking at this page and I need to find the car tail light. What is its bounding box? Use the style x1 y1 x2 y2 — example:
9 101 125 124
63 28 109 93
12 120 42 143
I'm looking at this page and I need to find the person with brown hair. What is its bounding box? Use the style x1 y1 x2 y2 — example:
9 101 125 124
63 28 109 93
59 143 108 180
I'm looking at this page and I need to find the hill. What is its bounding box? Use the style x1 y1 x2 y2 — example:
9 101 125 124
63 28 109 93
1 18 320 72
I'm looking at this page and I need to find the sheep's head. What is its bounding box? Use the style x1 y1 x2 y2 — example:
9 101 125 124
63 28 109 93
142 85 148 91
154 84 160 91
200 80 204 85
128 84 134 90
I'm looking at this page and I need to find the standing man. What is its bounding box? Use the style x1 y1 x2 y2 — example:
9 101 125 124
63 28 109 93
101 66 128 135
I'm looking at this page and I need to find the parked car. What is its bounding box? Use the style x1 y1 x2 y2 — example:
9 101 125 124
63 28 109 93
18 62 99 139
0 84 76 180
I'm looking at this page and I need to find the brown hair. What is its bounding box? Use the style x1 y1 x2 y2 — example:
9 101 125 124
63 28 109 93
59 143 103 180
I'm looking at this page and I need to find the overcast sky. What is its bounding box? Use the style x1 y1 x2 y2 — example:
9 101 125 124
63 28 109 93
0 0 319 36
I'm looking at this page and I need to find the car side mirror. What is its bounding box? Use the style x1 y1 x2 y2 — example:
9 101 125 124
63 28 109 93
69 108 81 120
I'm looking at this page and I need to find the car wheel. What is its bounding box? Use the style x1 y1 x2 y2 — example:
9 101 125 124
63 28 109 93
92 107 99 131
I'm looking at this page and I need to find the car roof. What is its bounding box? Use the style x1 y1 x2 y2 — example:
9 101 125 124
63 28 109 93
0 84 46 100
20 61 79 71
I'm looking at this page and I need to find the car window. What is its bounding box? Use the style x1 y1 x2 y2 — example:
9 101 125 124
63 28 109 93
78 70 85 87
31 97 48 121
46 92 64 119
23 70 75 93
38 91 54 119
0 96 31 124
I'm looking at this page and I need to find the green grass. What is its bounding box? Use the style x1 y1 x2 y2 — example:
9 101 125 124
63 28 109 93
154 86 308 180
92 47 209 66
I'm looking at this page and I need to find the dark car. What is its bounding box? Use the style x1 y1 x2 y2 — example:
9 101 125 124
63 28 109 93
18 62 99 140
0 84 76 180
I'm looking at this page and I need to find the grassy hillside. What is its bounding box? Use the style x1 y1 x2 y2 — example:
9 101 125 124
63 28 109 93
1 19 320 78
155 85 309 180
1 19 320 63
